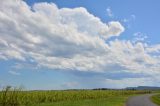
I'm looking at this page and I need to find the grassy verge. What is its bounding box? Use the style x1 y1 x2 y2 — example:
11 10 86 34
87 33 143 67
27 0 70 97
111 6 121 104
151 94 160 106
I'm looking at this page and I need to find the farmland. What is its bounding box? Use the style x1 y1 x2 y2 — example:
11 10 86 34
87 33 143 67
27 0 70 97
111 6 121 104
0 86 152 106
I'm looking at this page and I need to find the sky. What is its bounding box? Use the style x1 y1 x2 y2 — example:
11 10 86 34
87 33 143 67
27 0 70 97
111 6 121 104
0 0 160 90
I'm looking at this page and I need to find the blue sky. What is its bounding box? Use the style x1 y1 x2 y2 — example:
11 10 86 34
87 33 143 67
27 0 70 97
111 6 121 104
0 0 160 90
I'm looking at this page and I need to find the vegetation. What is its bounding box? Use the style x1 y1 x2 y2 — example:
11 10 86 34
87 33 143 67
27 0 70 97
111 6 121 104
0 86 152 106
151 94 160 106
34 96 128 106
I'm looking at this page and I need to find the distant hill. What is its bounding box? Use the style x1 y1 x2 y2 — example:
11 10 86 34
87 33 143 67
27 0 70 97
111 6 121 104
125 86 160 90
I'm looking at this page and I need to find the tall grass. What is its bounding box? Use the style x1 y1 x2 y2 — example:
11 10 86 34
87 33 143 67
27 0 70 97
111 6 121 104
0 86 151 106
0 86 22 106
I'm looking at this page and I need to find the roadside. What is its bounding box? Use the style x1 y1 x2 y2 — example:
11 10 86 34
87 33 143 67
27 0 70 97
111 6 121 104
152 94 160 106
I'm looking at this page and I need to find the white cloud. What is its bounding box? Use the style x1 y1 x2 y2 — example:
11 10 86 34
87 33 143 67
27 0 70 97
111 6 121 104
133 32 148 43
122 14 136 23
146 44 160 54
105 77 155 88
131 14 136 20
0 0 160 76
8 70 21 76
122 14 136 28
61 82 79 89
106 7 114 18
106 21 125 38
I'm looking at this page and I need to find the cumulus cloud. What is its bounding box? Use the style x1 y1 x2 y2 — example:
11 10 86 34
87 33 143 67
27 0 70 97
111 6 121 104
146 44 160 54
0 0 160 76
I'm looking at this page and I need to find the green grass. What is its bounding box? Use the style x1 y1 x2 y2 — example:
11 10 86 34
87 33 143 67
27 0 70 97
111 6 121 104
36 96 128 106
0 86 152 106
151 94 160 106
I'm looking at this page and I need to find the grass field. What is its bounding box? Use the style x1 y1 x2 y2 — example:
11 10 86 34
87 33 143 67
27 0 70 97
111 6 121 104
35 96 128 106
151 94 160 106
0 86 152 106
